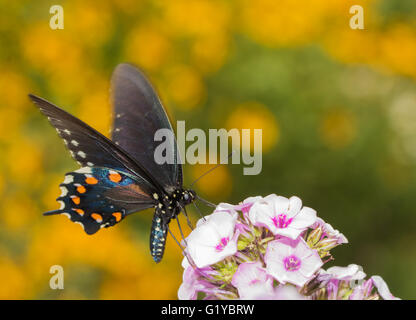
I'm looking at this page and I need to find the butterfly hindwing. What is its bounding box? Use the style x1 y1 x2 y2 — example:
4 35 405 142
46 167 155 234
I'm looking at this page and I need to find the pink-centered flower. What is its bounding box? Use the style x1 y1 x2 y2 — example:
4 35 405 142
178 195 399 300
231 261 274 299
248 194 316 239
186 210 239 268
265 237 323 287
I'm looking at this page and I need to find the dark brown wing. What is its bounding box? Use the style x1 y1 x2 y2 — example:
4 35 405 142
110 64 183 194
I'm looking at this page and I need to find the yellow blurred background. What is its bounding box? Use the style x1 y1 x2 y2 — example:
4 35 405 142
1 0 416 299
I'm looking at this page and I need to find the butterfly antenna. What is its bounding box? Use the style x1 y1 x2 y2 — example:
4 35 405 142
189 150 236 188
193 202 206 221
196 195 216 208
189 151 235 209
181 206 194 230
176 216 188 247
167 224 196 269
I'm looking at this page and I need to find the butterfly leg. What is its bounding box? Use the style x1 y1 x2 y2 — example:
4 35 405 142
167 226 186 252
176 216 188 247
167 226 197 269
167 225 199 269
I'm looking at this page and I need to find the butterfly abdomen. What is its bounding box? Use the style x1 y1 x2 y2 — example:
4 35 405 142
150 209 168 263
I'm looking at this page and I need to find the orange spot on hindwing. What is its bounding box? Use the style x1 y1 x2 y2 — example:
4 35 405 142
71 196 80 205
91 213 103 223
112 212 122 222
85 176 98 184
109 171 122 183
76 185 86 194
73 208 84 216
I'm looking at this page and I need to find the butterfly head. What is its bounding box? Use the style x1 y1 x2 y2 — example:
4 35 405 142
180 189 196 206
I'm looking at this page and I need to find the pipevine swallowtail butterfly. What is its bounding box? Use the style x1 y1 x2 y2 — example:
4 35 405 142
29 63 204 263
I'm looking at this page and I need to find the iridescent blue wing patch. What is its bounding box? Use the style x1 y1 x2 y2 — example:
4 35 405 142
46 167 155 234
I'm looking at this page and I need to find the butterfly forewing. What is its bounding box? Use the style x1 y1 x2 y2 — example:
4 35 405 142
111 64 182 193
29 94 159 194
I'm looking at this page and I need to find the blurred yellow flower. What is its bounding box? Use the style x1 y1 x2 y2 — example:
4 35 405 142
165 65 205 110
379 25 416 78
0 193 38 231
0 174 4 197
27 220 138 273
163 0 230 38
124 26 172 71
0 256 28 299
22 23 82 75
322 5 416 81
0 107 24 142
0 70 31 141
24 214 182 299
226 102 279 153
100 271 178 299
110 0 142 14
239 0 342 46
65 0 113 47
78 88 111 136
191 35 230 75
5 135 43 186
0 70 31 110
49 68 104 104
320 108 357 150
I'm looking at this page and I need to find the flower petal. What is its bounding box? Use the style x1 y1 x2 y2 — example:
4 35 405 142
269 195 290 215
284 270 310 287
371 275 400 300
326 264 366 281
289 207 317 229
287 196 302 218
274 227 304 239
186 211 239 268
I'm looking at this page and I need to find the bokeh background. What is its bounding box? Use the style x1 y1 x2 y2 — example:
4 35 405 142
0 0 416 299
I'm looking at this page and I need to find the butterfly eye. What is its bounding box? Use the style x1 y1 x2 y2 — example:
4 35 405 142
183 193 189 201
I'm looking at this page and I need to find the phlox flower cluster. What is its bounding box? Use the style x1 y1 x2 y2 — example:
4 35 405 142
178 194 399 300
